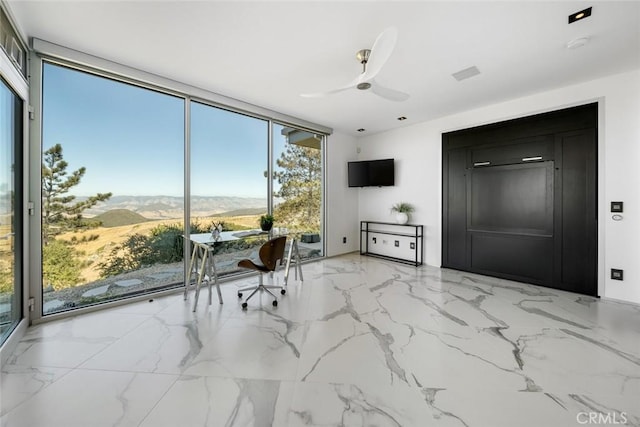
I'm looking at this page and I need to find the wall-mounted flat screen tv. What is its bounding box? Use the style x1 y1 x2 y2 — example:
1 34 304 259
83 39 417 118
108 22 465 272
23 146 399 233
348 158 395 187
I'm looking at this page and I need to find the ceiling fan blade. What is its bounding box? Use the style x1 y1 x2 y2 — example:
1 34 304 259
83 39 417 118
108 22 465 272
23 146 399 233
371 81 409 102
300 88 349 98
300 75 362 98
362 26 398 80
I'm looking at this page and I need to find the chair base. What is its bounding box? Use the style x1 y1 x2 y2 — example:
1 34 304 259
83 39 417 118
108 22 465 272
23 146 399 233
237 274 285 309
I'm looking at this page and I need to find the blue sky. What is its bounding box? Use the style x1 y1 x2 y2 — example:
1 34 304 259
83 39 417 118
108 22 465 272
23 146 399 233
42 63 284 198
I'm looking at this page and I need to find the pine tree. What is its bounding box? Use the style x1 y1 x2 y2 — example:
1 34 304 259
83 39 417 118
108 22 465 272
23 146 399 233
42 239 82 289
273 144 321 231
41 143 112 245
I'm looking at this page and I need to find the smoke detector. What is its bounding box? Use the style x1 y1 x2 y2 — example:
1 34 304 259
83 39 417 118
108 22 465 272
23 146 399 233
567 37 590 49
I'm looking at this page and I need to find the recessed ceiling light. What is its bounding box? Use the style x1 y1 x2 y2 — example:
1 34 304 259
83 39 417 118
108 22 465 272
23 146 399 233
357 128 366 132
569 7 592 24
397 116 407 121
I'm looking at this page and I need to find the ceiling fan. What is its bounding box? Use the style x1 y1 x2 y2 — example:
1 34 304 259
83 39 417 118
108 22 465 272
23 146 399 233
300 27 409 102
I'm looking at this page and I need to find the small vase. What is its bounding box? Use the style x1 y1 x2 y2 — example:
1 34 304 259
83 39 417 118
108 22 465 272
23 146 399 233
211 228 220 241
395 212 409 224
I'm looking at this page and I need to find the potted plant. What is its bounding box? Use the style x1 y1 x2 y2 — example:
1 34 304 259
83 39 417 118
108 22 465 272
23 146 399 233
259 214 275 231
391 202 414 224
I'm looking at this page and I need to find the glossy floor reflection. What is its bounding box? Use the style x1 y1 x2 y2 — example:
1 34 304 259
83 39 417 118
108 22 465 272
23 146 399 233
2 253 639 426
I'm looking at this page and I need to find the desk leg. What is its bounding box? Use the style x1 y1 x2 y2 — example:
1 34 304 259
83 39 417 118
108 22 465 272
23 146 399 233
207 248 223 304
294 240 304 282
284 240 294 287
206 249 213 305
212 252 222 304
296 242 304 282
284 239 304 285
184 243 198 300
193 246 207 312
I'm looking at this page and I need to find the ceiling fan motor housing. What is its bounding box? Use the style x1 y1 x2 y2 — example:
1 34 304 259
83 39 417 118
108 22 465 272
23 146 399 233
356 49 371 64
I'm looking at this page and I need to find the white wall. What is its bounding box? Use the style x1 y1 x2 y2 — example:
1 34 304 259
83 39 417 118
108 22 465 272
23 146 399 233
356 69 640 305
325 131 359 256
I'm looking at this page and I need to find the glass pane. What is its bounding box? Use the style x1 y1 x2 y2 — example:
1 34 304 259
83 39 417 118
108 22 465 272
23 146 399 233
189 102 268 277
41 63 184 315
272 124 323 259
0 76 22 344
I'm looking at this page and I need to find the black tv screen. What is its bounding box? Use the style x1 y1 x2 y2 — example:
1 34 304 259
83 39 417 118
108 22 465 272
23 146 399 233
348 159 395 187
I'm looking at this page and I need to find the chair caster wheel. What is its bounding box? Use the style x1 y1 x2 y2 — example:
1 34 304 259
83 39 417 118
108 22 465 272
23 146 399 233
280 289 286 295
272 300 278 307
242 302 248 309
237 292 243 298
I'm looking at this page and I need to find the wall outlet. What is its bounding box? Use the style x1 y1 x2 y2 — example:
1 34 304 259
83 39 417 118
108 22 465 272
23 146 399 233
611 201 623 213
611 269 624 280
342 236 347 244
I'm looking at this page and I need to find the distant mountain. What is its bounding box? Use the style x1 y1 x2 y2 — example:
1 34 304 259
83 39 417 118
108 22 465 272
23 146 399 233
211 208 266 217
93 209 150 227
83 195 266 219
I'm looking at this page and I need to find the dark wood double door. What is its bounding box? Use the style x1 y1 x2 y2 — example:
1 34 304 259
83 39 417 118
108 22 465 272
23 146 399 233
442 104 597 296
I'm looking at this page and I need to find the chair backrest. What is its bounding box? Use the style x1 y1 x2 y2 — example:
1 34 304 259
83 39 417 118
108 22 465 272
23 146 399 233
258 236 287 271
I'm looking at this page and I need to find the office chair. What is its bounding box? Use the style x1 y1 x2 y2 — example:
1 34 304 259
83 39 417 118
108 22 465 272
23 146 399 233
237 236 287 309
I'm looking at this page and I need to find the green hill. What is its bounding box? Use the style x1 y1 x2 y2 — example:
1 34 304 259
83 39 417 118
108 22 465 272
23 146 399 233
93 209 150 227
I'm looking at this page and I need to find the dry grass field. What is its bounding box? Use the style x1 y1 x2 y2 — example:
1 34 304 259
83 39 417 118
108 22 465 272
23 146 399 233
58 214 261 283
0 223 13 294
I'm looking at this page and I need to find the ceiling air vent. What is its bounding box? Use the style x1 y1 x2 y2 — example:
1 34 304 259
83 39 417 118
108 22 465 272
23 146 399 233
452 66 481 82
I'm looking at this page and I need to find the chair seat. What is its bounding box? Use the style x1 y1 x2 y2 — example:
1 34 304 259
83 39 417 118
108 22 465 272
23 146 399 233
237 258 270 272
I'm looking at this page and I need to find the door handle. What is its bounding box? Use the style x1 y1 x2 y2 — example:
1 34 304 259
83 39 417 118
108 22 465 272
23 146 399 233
522 156 543 162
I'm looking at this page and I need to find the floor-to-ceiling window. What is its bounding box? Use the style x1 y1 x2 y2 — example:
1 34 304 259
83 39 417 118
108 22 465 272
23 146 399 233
189 102 269 275
273 124 324 259
41 63 185 315
33 46 328 317
0 76 22 345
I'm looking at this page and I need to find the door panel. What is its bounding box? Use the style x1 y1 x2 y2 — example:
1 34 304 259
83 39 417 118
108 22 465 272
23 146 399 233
470 233 553 284
557 130 597 294
469 162 553 235
443 148 467 268
471 136 553 167
467 162 554 285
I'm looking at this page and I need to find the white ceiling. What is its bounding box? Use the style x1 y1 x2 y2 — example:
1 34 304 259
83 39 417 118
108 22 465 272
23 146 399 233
7 1 640 136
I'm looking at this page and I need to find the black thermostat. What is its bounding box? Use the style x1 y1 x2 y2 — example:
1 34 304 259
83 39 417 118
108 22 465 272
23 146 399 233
611 201 623 213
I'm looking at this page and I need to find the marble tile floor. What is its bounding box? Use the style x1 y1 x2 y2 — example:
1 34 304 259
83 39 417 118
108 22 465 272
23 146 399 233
1 253 639 427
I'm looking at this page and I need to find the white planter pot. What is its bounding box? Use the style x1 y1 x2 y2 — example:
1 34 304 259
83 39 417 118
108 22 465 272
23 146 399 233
395 212 409 224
